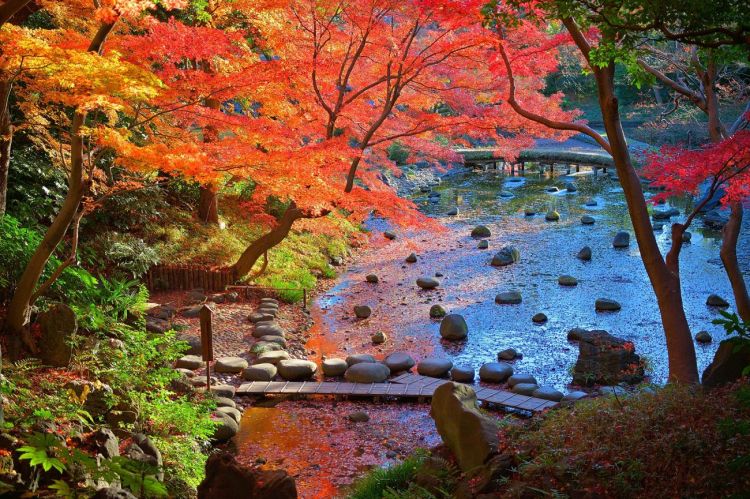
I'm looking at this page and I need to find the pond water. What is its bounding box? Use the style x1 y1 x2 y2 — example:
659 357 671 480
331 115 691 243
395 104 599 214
236 167 750 497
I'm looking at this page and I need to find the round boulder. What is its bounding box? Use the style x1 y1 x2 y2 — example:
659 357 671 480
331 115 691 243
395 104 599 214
417 277 440 290
344 362 390 383
581 215 595 225
498 348 520 361
495 291 522 305
371 331 387 345
595 298 621 312
613 231 630 248
577 246 592 261
383 352 416 373
545 211 560 222
417 358 453 377
512 383 539 395
695 331 712 343
532 386 564 401
471 225 492 238
439 314 468 340
322 358 348 377
447 207 459 216
429 305 447 318
366 274 379 284
532 312 548 324
354 305 372 319
491 246 520 267
477 240 489 250
277 359 317 381
479 362 513 383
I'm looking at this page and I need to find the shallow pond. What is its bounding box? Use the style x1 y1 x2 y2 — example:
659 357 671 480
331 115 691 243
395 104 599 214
236 167 750 497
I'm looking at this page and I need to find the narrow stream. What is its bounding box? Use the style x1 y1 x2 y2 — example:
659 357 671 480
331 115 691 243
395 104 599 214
236 167 750 497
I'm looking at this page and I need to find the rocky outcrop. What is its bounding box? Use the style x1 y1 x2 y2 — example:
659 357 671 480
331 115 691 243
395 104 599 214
572 330 643 386
38 303 77 367
702 338 750 388
197 452 297 499
430 383 499 472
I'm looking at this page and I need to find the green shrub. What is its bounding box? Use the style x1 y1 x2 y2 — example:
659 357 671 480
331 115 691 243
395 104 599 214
387 142 410 165
85 231 160 279
6 146 66 227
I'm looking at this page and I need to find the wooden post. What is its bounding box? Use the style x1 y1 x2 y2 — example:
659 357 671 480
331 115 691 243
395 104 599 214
200 305 214 389
303 288 307 310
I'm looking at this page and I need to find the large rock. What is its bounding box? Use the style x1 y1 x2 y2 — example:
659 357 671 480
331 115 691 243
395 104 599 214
572 330 644 386
416 277 440 290
254 350 290 365
38 303 77 367
478 362 513 383
277 360 317 380
198 452 297 499
613 231 630 248
471 225 492 238
491 246 520 267
704 209 729 228
344 362 390 383
497 348 520 361
595 298 621 312
322 358 348 376
507 374 536 387
430 383 499 472
577 246 592 261
417 358 453 377
176 355 204 370
450 366 475 383
439 314 468 340
346 354 376 366
512 383 539 395
702 338 750 388
253 323 285 338
177 334 202 356
383 352 415 373
214 357 248 374
495 291 522 305
532 386 564 401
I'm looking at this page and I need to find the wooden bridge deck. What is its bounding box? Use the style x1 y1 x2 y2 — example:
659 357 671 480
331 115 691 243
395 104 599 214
237 373 557 413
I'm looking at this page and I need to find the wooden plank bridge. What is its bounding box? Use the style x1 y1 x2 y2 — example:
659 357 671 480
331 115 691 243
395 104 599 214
237 373 558 413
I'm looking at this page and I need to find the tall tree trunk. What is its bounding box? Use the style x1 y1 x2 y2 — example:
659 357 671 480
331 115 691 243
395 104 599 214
198 184 219 224
0 0 30 26
0 80 11 217
230 203 306 279
594 63 699 383
721 202 750 321
3 21 116 351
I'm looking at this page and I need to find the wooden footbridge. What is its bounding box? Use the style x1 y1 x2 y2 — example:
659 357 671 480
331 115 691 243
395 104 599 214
237 373 558 413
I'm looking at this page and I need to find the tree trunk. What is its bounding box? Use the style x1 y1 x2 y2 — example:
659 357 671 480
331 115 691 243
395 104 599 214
0 0 31 26
0 80 11 217
230 203 306 279
198 184 219 224
3 21 116 351
594 64 699 384
721 202 750 321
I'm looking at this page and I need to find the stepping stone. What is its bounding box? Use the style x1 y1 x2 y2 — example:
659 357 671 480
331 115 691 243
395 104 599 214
250 342 283 354
532 312 548 324
215 397 236 409
577 246 592 261
354 305 372 319
706 294 729 307
216 406 242 424
248 312 275 323
477 240 489 249
507 374 537 387
243 363 277 381
512 383 539 395
595 298 621 311
176 368 195 378
346 354 376 366
450 366 475 383
495 291 522 304
214 357 248 374
545 211 560 221
176 355 203 370
258 335 287 348
561 391 588 403
181 306 202 318
498 348 520 361
254 350 290 365
253 323 285 338
417 358 453 377
366 274 379 283
581 215 595 225
471 225 492 238
613 231 630 248
322 358 349 377
558 275 578 286
344 363 390 383
416 277 439 289
479 362 513 383
532 386 564 401
383 352 415 373
257 308 277 317
209 384 236 398
405 253 418 263
277 360 317 380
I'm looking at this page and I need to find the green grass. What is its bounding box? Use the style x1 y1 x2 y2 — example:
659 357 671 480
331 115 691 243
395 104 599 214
348 450 429 499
